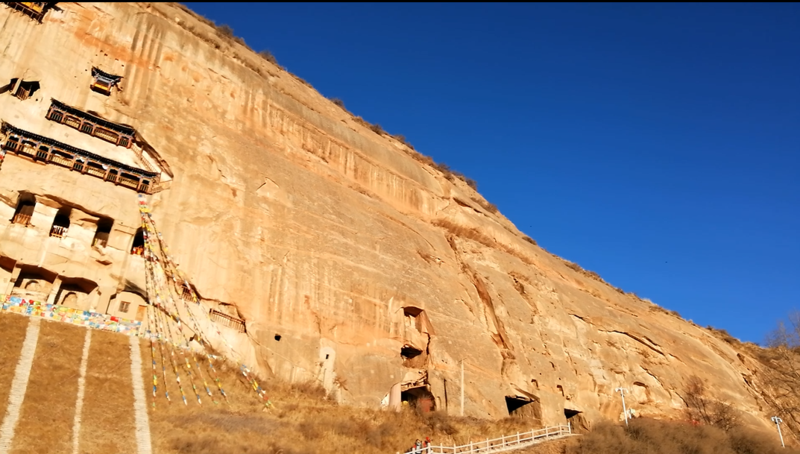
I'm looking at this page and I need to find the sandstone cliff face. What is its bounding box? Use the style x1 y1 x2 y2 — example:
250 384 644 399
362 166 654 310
0 2 780 433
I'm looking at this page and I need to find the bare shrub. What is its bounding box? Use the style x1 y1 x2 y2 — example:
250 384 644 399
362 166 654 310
758 312 800 441
683 375 741 432
523 236 537 245
464 177 478 190
707 326 739 345
331 98 346 109
216 24 234 38
369 123 385 135
258 49 279 66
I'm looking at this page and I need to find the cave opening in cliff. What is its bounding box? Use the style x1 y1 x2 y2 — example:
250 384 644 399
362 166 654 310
506 396 542 420
130 228 144 255
401 386 435 413
93 218 113 247
12 266 56 299
401 343 427 368
403 306 423 331
55 278 96 310
11 193 36 226
13 80 40 101
564 408 588 433
49 207 70 238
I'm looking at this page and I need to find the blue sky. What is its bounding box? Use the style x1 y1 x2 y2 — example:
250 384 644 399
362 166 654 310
183 3 800 344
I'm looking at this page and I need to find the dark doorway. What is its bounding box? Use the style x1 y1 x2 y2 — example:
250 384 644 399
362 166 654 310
130 228 144 255
93 218 113 247
49 207 70 238
565 408 588 433
402 386 436 414
11 193 36 226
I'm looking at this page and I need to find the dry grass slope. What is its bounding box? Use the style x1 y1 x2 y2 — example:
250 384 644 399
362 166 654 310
148 350 552 454
566 419 797 454
0 312 557 453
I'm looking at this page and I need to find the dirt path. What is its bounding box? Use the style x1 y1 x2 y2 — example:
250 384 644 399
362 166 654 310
0 314 30 431
0 316 38 453
77 329 138 454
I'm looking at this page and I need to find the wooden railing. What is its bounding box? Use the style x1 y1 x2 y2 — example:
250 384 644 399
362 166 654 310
11 213 31 226
402 424 573 454
209 309 246 333
50 225 68 238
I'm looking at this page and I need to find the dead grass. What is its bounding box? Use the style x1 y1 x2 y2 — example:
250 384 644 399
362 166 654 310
0 313 28 420
13 320 85 453
143 341 552 454
565 418 797 454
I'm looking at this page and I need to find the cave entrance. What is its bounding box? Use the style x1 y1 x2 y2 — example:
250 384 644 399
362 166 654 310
402 386 435 414
506 396 542 420
564 408 588 433
401 343 426 368
13 80 40 100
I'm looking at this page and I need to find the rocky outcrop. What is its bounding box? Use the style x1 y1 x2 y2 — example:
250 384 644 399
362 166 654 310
0 1 783 436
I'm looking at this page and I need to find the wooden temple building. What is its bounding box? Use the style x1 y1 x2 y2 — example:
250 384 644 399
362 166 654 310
1 122 159 193
2 2 58 22
46 99 135 148
90 67 123 96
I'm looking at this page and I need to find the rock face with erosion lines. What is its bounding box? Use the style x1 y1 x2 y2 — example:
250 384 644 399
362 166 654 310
0 2 785 435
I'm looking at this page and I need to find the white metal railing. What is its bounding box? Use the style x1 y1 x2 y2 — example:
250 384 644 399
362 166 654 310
402 423 572 454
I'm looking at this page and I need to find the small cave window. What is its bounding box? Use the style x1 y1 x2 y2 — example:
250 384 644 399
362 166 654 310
557 385 565 396
274 334 281 341
531 379 539 389
49 208 71 238
11 193 36 226
119 301 131 313
93 218 113 247
564 409 581 419
130 227 144 255
13 80 40 101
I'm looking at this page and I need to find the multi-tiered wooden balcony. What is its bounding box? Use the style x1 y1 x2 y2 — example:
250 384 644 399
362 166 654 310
46 99 135 148
1 122 159 194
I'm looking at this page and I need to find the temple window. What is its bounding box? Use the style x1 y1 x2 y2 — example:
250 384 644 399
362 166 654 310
92 218 113 247
11 193 36 226
90 67 123 96
130 228 144 256
119 301 131 313
49 207 70 238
